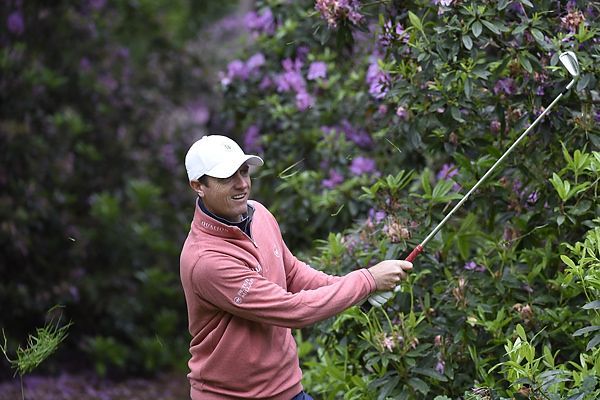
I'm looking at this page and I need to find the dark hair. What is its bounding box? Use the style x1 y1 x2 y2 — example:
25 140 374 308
198 175 209 186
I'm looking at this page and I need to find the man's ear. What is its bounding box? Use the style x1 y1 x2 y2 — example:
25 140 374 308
190 180 204 197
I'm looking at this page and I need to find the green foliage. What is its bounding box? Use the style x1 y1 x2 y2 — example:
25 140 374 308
218 0 600 398
1 0 240 376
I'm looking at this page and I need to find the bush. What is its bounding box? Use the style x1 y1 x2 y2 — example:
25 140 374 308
218 0 600 398
1 0 239 377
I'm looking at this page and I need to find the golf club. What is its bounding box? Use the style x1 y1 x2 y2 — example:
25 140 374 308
369 51 580 307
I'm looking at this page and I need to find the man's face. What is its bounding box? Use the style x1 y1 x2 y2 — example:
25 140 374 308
197 164 251 222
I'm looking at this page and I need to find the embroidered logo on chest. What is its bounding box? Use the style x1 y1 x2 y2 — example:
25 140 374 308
273 246 280 258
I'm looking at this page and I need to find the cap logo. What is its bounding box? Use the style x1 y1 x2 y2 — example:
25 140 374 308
223 144 233 151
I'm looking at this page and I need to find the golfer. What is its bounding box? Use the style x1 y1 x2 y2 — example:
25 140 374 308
180 135 412 400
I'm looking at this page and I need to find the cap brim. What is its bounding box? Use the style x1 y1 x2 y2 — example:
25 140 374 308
205 155 264 178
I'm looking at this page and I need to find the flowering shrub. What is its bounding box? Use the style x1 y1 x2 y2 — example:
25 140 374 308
0 0 239 377
219 0 600 398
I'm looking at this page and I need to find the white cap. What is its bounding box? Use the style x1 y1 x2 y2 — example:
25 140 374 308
185 135 264 181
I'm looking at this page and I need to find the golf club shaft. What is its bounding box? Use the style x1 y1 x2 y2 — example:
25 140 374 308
406 78 577 262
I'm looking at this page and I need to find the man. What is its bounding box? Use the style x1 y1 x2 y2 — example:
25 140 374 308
180 135 412 400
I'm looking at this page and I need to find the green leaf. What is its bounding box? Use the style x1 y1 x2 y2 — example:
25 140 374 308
408 11 423 31
573 326 600 336
577 73 591 90
413 367 448 382
560 255 576 269
472 21 483 37
586 334 600 351
451 106 465 122
583 300 600 310
481 20 500 35
462 35 473 50
498 0 509 10
519 54 533 73
408 377 430 395
516 324 527 341
530 28 545 42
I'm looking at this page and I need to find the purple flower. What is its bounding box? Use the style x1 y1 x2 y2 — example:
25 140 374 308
396 106 408 120
490 120 501 134
89 0 107 11
536 86 544 96
7 11 25 35
379 20 410 47
508 2 526 14
435 359 446 374
527 191 539 204
464 261 485 272
512 179 523 195
341 120 373 149
187 101 210 125
255 76 269 91
350 156 377 176
79 57 93 72
315 0 364 28
595 110 600 123
368 208 387 223
436 163 458 180
322 169 344 189
295 91 314 111
275 58 306 93
160 144 177 172
245 8 276 36
227 60 248 79
244 125 262 153
366 61 390 99
307 61 327 80
494 78 517 96
220 60 246 86
246 52 266 73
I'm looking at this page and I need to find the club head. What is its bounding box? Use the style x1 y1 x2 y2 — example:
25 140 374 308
559 51 580 78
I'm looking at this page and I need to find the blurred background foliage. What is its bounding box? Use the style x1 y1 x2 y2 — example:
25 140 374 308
1 0 600 399
0 0 246 379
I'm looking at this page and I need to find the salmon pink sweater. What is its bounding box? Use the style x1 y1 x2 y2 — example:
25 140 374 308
180 200 376 400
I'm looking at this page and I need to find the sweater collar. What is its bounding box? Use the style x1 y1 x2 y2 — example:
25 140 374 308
193 198 255 238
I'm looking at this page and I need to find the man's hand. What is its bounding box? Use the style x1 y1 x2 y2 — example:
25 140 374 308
366 260 412 308
368 260 412 291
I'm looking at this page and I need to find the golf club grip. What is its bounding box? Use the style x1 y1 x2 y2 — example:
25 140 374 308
405 244 423 262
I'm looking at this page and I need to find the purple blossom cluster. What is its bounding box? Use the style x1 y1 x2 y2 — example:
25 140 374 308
7 10 25 35
493 77 517 96
508 178 540 209
379 20 410 48
321 120 373 148
307 61 328 80
274 58 315 111
245 8 276 36
350 156 378 176
322 169 344 189
436 163 461 191
244 124 263 153
464 261 486 272
220 53 266 87
315 0 364 28
366 59 390 99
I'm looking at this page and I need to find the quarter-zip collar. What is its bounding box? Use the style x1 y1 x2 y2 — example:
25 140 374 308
194 198 255 239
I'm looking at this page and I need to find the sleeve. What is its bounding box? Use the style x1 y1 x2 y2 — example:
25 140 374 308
193 253 376 329
281 240 342 293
